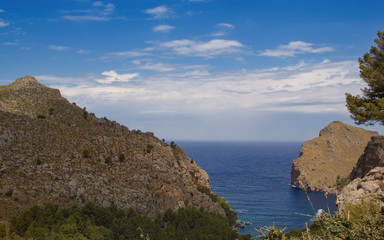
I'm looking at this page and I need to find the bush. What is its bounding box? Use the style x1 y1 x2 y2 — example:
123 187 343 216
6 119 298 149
0 223 6 238
336 175 349 191
118 153 125 162
82 150 90 158
37 114 46 119
146 144 154 153
105 156 112 164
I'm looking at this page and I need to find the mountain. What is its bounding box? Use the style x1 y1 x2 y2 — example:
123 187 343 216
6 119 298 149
291 121 378 193
0 76 226 220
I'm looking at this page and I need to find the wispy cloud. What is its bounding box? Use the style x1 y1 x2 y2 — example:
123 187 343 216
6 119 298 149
0 19 9 27
216 23 235 29
95 70 139 84
2 42 17 46
132 60 176 72
145 5 174 20
62 2 116 22
47 60 361 115
0 9 4 13
49 45 70 51
76 49 91 54
153 24 174 33
259 41 334 57
108 50 151 58
160 39 244 57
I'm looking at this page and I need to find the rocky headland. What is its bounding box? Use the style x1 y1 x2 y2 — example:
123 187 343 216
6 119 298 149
291 121 378 193
0 76 227 220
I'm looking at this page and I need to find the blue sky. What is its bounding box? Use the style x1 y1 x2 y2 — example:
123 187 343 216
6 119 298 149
1 0 383 141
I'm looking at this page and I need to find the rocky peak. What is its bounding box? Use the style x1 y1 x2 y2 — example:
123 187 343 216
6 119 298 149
9 75 45 91
291 121 378 193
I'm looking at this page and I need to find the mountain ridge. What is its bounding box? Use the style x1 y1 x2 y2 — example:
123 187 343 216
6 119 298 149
0 76 227 221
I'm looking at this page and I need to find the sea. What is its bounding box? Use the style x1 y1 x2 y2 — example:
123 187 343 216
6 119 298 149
178 141 338 238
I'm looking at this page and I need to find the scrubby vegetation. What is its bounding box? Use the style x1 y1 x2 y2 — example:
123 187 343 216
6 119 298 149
3 203 251 240
197 185 238 226
335 175 349 192
258 199 384 239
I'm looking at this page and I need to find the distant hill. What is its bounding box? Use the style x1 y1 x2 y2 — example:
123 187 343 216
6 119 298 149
291 121 378 193
0 76 226 220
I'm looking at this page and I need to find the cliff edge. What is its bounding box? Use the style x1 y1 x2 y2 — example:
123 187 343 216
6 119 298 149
0 76 226 220
291 121 378 193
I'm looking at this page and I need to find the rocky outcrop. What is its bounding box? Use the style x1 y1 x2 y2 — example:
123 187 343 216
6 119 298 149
0 76 226 220
336 167 384 213
291 121 378 193
350 136 384 180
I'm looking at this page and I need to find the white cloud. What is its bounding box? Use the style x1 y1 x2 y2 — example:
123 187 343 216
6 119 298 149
0 19 9 27
95 70 139 84
49 45 70 51
0 9 4 13
2 42 17 46
145 5 173 20
133 61 175 72
153 25 174 33
216 23 235 29
76 49 91 54
62 2 116 22
47 60 361 116
259 41 334 57
160 39 244 57
108 50 151 57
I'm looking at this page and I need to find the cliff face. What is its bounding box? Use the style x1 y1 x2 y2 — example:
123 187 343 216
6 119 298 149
350 136 384 180
337 167 384 213
0 76 225 220
291 121 378 193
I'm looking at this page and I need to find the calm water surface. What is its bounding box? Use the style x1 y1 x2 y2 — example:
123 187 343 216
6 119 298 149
178 141 337 237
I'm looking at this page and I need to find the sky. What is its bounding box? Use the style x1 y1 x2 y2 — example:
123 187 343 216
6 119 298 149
0 0 383 142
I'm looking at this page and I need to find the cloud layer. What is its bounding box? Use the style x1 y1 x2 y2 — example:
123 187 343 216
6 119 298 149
259 41 334 57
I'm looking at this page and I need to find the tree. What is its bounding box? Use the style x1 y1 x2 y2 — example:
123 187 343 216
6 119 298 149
346 30 384 125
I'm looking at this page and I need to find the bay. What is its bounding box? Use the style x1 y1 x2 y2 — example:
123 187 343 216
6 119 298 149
178 141 338 237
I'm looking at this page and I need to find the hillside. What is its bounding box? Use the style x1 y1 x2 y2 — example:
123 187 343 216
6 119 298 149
0 76 226 221
291 121 378 193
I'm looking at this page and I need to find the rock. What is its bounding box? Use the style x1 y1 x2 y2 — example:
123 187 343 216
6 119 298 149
336 167 384 213
0 76 227 220
350 136 384 180
234 220 245 228
291 121 378 193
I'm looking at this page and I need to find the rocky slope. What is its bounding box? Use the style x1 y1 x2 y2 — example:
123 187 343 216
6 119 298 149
337 166 384 213
350 136 384 180
0 76 225 220
291 121 378 193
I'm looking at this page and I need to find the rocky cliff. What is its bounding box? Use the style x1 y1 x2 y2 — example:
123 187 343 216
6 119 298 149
0 76 225 220
350 136 384 180
337 166 384 213
291 121 378 193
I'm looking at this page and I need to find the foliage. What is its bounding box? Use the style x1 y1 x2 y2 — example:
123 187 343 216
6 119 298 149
7 202 248 240
146 144 154 153
37 114 46 119
105 156 112 164
263 199 384 239
335 175 349 191
118 153 125 162
82 149 90 158
0 223 6 238
256 224 286 240
197 185 238 226
346 30 384 125
170 141 177 148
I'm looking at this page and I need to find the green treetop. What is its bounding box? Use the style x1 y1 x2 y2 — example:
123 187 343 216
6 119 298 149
346 30 384 125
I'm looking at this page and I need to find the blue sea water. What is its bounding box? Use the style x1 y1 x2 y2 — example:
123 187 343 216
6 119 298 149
178 141 337 237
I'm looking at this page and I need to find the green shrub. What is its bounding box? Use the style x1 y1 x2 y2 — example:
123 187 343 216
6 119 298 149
37 114 46 119
82 150 90 158
0 223 6 238
146 144 154 153
336 175 349 191
105 156 112 164
118 153 125 162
